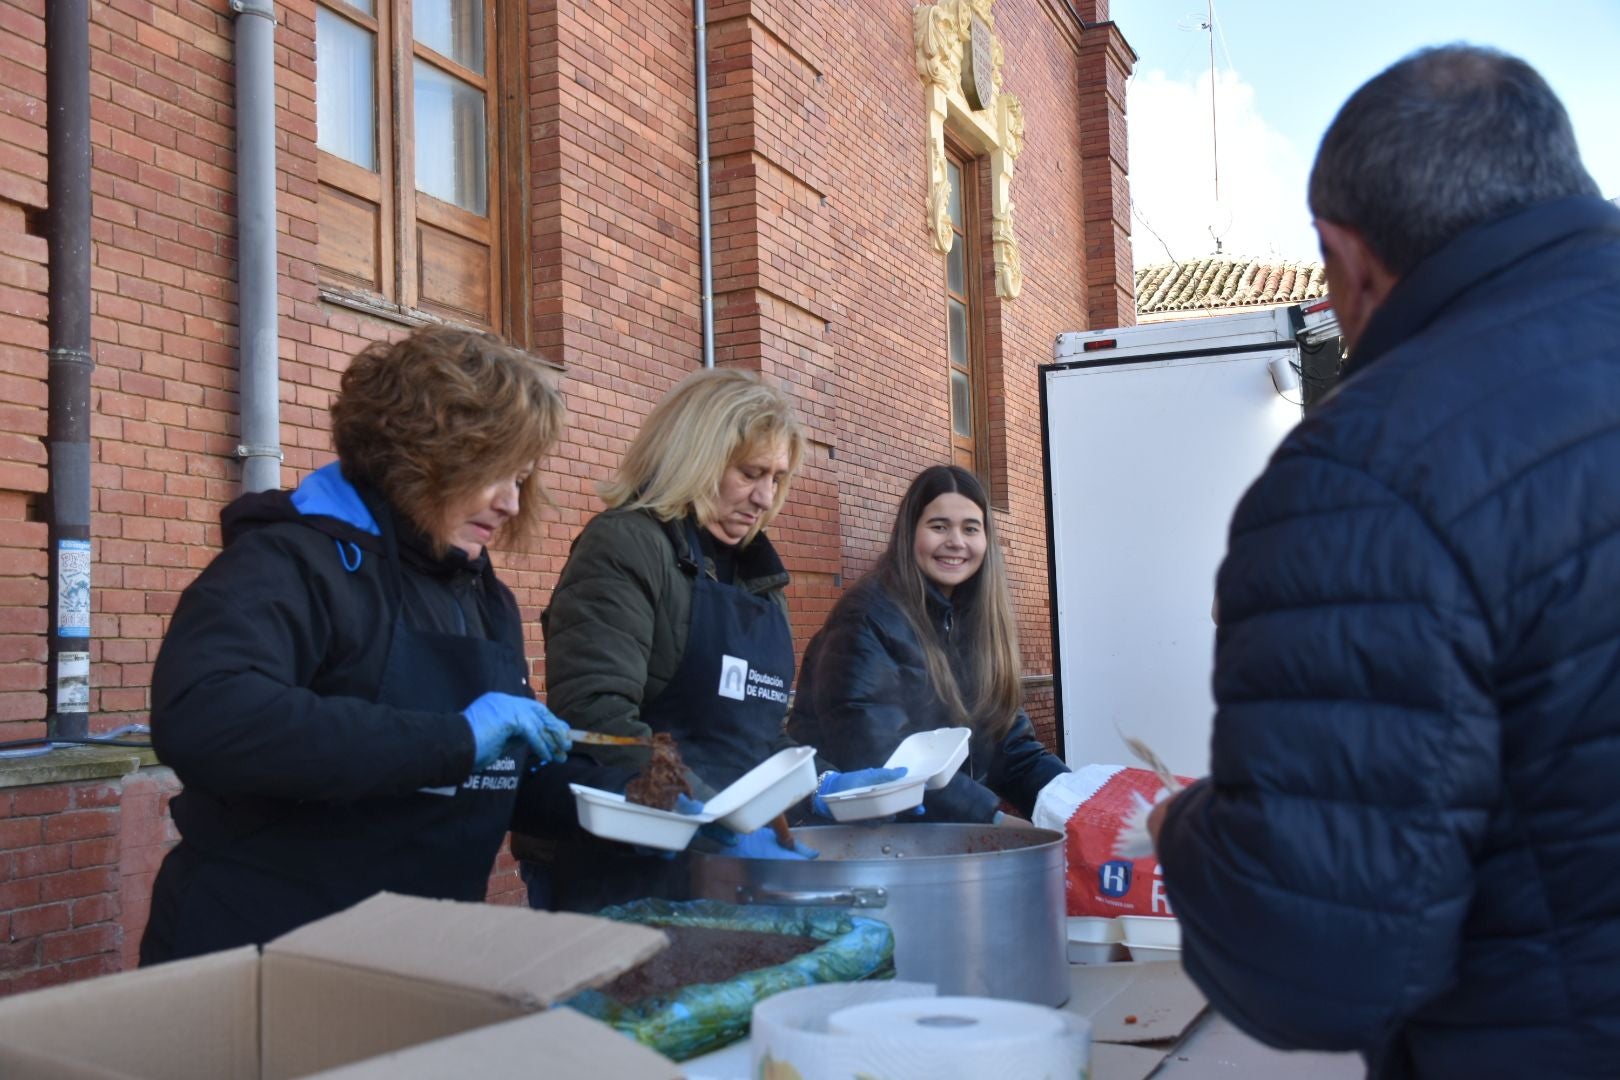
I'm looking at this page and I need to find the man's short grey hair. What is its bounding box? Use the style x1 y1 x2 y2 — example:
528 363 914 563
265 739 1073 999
1309 44 1599 277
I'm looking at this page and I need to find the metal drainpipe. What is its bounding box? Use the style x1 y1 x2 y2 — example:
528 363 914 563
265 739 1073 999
231 0 283 491
694 0 715 368
45 0 94 739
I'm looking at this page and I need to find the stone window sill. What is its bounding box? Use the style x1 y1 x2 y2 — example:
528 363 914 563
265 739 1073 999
0 744 159 790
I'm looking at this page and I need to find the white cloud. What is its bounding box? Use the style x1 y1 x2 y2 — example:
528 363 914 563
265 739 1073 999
1127 68 1318 266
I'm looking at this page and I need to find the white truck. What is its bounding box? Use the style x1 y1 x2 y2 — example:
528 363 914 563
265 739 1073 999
1040 298 1341 777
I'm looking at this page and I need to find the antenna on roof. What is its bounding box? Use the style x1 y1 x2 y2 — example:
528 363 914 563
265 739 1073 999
1205 0 1219 206
1179 3 1224 252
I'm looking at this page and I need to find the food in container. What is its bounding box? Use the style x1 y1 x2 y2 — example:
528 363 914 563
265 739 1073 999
622 732 690 810
570 785 716 851
572 745 818 850
691 822 1070 1006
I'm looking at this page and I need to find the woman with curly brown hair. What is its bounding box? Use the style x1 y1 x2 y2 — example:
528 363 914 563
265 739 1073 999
141 327 572 963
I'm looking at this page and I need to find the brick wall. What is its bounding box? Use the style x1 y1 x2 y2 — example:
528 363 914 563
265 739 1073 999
1 775 128 994
0 0 1129 976
0 0 49 739
1 0 1124 736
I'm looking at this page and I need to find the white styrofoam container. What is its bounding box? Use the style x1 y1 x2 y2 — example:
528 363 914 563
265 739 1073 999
568 785 716 851
1123 943 1182 963
819 775 929 821
703 746 819 833
1117 915 1180 948
1066 916 1126 964
1118 915 1180 962
885 727 971 790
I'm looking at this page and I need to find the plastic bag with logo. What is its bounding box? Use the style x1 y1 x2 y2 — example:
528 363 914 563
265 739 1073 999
1032 764 1192 919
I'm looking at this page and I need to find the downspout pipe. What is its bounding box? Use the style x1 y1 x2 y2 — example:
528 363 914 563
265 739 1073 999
45 0 94 738
231 0 282 491
694 0 716 368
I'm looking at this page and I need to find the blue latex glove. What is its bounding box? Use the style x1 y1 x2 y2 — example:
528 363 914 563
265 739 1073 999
629 793 705 860
810 766 915 818
671 795 816 858
729 826 819 860
462 692 571 771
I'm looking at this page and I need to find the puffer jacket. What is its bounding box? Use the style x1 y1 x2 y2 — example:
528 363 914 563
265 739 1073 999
151 464 487 808
787 574 1068 821
537 507 791 774
1158 196 1620 1078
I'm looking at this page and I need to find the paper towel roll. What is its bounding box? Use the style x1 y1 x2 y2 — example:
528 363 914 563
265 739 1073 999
751 984 1089 1080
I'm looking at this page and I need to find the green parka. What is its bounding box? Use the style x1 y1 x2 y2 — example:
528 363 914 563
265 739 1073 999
539 506 792 782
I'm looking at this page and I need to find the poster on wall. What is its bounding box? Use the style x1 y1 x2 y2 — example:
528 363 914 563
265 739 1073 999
56 651 90 714
57 538 91 638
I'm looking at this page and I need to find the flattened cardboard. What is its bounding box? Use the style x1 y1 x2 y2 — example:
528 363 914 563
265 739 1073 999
1150 1013 1365 1078
1090 1041 1177 1080
304 1007 684 1079
0 946 260 1080
1065 958 1207 1044
0 1043 135 1080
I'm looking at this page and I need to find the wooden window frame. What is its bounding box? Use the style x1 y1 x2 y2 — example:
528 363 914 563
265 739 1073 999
945 141 991 482
315 0 528 341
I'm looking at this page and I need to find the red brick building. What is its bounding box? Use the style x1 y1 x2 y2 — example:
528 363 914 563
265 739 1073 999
0 0 1134 992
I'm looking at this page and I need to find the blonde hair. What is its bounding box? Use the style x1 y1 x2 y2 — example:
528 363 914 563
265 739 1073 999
876 465 1023 740
330 327 564 554
603 368 805 546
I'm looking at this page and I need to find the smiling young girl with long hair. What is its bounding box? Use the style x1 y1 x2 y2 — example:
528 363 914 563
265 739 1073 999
788 465 1069 824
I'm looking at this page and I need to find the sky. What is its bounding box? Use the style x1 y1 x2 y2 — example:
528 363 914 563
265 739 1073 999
1114 0 1620 266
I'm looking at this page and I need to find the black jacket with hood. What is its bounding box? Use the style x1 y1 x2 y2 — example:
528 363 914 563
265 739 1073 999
787 575 1068 822
145 464 598 957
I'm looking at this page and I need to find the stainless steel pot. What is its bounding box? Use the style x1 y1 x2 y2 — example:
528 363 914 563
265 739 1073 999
689 823 1068 1006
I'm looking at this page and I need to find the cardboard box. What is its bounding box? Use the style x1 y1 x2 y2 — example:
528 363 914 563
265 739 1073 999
0 893 682 1080
1064 959 1209 1080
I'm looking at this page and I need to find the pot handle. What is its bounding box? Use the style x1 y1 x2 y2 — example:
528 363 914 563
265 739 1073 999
735 885 889 909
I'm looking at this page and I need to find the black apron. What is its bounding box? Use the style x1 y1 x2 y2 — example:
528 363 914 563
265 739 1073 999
550 519 795 911
141 525 529 963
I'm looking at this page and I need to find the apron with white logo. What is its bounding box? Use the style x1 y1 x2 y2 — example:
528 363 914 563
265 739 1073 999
550 517 793 911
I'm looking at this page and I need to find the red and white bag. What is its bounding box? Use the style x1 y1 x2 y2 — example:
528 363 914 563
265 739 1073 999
1033 764 1192 918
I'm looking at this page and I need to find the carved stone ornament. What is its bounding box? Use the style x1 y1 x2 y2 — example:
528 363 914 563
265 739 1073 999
912 0 1024 299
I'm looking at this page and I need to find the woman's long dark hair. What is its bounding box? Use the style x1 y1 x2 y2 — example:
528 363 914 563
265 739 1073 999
874 465 1022 740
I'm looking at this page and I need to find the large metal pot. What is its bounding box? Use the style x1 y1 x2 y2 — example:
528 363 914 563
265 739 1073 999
689 823 1068 1006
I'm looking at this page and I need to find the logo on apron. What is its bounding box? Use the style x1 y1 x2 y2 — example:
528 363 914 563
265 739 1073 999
717 653 790 706
718 654 749 701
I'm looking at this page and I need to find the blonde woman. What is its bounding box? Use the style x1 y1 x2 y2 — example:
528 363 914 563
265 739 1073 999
144 328 570 962
526 368 820 910
788 465 1069 826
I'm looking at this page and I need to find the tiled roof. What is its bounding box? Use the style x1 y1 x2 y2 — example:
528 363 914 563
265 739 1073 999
1136 256 1328 315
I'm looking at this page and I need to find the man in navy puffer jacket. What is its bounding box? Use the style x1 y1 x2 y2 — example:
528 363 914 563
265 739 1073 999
1151 45 1620 1078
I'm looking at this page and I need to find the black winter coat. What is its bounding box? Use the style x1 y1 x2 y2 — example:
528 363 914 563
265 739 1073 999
787 575 1067 821
1158 196 1620 1078
151 474 484 813
144 465 601 958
